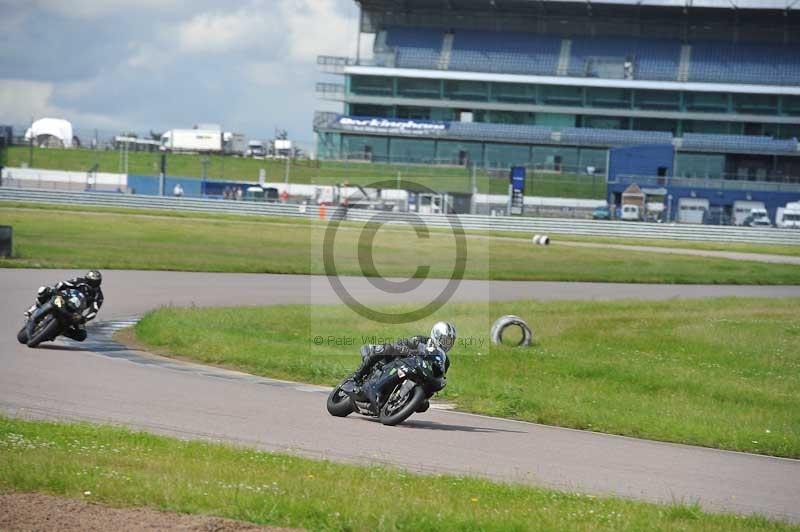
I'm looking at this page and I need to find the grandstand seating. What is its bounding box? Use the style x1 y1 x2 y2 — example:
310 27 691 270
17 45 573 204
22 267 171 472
381 26 800 86
688 41 800 86
560 127 673 147
449 122 553 143
449 30 561 76
385 27 443 69
568 37 680 81
680 133 798 153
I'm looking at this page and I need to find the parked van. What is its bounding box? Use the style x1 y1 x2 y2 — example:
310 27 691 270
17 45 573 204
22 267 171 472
732 200 766 226
621 204 641 221
776 203 800 228
677 198 709 224
743 208 771 227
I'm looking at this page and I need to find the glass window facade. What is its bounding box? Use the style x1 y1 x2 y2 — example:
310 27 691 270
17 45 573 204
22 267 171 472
389 138 436 163
485 143 531 168
436 141 484 165
341 135 389 161
675 153 726 179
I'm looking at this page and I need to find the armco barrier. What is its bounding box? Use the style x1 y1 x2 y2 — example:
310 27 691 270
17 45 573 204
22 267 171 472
2 187 800 246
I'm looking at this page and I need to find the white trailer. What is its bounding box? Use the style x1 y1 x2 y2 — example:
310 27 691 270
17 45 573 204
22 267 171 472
223 132 246 155
732 200 766 226
677 197 709 224
160 129 222 152
776 203 800 228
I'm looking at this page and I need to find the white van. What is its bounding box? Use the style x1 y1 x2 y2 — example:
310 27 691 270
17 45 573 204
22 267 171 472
621 204 641 221
776 205 800 229
733 200 766 226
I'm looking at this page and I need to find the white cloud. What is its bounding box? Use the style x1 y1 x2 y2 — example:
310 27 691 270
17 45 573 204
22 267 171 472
280 0 355 62
32 0 188 19
0 79 121 129
174 0 354 61
243 61 294 87
177 8 265 54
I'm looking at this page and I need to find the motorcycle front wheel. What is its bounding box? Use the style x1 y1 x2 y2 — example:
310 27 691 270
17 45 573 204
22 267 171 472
17 326 29 344
26 315 60 348
326 382 354 417
379 383 426 426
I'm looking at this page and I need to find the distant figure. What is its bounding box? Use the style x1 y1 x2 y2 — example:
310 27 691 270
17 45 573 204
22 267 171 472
236 187 243 201
223 186 231 200
280 189 289 203
173 183 184 197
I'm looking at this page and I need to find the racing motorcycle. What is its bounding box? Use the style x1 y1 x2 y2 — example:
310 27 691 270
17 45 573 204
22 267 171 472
17 287 88 348
326 348 448 426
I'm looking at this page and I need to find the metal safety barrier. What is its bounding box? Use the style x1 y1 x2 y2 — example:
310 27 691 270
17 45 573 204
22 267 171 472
2 187 799 246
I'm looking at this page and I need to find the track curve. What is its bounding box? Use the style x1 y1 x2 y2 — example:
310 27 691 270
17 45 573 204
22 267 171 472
1 269 799 523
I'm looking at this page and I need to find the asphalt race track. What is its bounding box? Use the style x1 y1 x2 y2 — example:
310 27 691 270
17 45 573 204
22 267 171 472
2 269 799 523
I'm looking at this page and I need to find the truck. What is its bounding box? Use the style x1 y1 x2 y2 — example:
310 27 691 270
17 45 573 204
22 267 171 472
732 200 766 226
742 207 771 227
161 129 222 152
677 197 709 224
620 204 641 221
245 140 267 158
776 202 800 228
223 132 246 155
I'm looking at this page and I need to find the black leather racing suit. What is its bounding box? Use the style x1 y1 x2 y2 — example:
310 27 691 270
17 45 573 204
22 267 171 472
352 336 431 382
32 278 104 342
352 336 450 412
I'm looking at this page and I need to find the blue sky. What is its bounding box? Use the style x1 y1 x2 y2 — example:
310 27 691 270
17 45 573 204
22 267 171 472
0 0 359 152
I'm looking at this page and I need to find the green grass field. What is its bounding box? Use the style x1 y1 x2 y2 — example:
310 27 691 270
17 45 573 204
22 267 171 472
134 297 800 458
2 206 800 284
6 146 606 198
1 417 792 531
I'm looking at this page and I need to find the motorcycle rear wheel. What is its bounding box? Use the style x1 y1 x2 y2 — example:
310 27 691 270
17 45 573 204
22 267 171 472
326 382 354 417
379 384 426 426
26 316 60 348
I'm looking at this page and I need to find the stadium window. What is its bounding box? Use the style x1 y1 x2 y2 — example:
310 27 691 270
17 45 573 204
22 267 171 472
685 92 728 113
582 116 630 130
396 106 431 120
782 96 800 117
491 83 536 104
585 88 631 109
351 104 392 118
733 94 778 115
443 80 488 102
485 143 531 169
389 138 436 164
634 90 680 111
541 85 582 106
350 76 393 97
683 121 730 135
397 78 440 99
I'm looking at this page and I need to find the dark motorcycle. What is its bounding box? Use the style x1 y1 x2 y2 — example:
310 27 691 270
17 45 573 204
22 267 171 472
326 349 448 426
17 288 88 348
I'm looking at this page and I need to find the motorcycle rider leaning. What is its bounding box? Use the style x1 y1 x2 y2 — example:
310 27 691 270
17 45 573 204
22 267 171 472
26 270 104 342
350 321 456 412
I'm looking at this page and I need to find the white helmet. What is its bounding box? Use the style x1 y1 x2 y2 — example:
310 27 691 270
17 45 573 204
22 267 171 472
430 321 456 353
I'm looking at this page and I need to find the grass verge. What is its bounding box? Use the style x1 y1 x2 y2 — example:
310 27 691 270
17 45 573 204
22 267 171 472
5 200 800 258
134 297 800 458
0 417 792 531
2 206 800 284
6 146 606 198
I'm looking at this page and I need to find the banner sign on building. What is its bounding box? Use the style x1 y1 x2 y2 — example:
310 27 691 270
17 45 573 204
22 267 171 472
336 116 449 136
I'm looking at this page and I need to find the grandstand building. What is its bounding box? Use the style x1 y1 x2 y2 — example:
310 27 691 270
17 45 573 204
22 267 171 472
315 0 800 183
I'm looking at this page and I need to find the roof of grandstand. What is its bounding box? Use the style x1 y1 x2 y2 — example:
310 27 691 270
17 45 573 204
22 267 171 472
358 0 798 11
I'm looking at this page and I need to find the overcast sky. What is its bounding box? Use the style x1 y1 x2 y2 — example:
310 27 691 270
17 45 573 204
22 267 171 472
0 0 359 151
